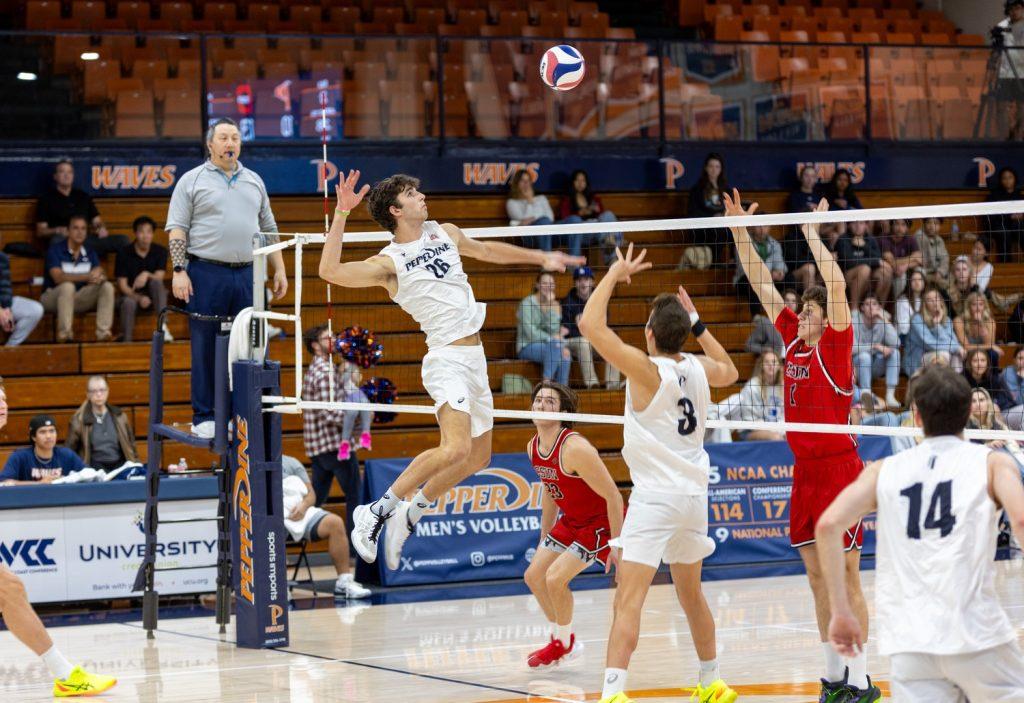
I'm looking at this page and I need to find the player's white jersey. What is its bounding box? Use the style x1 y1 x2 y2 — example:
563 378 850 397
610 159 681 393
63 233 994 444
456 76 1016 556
379 221 486 348
875 435 1016 657
622 354 710 496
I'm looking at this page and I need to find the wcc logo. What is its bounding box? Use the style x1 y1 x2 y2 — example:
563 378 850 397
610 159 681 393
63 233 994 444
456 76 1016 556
0 539 57 567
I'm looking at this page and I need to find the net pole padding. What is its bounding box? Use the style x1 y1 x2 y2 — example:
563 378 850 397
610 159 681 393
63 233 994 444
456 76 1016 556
260 398 1024 442
253 199 1024 255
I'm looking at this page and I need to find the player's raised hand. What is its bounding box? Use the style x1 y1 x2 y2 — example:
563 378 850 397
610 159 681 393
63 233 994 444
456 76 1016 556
676 285 697 315
608 243 652 284
722 188 759 218
828 608 864 658
540 251 586 273
335 169 370 213
801 197 829 239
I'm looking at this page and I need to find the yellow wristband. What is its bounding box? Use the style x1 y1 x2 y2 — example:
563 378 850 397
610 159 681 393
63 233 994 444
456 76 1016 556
335 208 350 216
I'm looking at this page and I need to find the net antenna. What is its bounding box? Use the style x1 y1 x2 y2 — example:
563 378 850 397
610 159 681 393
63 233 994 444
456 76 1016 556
253 198 1024 442
320 87 335 404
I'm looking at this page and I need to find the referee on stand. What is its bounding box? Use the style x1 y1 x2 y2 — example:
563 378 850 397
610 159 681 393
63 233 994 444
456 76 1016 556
166 118 288 438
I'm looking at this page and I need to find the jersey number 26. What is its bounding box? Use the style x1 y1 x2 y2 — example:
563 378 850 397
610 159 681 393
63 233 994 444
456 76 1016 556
425 260 451 279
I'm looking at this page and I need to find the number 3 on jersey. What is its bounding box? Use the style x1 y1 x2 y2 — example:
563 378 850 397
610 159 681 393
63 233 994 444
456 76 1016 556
677 397 697 436
424 259 450 279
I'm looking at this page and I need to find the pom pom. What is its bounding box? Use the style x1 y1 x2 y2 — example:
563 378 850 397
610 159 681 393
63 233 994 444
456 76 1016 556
334 325 383 368
361 377 398 424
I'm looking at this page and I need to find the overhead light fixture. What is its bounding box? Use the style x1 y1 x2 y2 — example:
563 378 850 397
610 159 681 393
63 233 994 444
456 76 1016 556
17 72 37 81
80 52 99 60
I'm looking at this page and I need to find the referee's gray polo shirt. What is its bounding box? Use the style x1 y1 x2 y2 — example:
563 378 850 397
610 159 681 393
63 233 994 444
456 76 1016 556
165 160 278 264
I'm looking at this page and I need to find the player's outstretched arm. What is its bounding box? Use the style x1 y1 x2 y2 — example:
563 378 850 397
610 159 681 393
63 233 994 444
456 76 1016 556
801 198 851 331
441 223 584 272
319 171 394 288
722 189 786 322
990 451 1024 550
562 435 625 572
815 459 881 657
578 244 661 399
676 286 738 388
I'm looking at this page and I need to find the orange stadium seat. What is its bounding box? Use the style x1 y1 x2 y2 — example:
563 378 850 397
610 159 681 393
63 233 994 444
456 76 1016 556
703 4 733 24
247 3 282 28
131 59 170 86
957 34 986 46
714 15 744 42
343 92 384 137
159 2 193 30
203 2 237 29
26 1 68 30
161 89 202 137
71 1 107 26
114 90 157 137
921 33 952 46
83 59 122 104
53 35 94 73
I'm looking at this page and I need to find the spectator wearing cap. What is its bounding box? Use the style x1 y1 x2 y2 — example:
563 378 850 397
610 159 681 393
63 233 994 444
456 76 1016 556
116 216 170 343
0 415 84 485
34 159 127 258
40 214 115 343
166 118 288 439
560 266 621 389
66 375 138 470
880 218 923 300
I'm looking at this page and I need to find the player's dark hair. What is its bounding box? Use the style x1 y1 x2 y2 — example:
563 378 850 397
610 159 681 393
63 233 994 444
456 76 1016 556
132 215 157 233
531 380 578 429
801 286 828 319
913 365 972 437
367 174 420 233
303 324 328 356
647 292 690 354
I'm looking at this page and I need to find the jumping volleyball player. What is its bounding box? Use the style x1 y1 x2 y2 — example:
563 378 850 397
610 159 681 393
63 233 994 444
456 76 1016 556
818 365 1024 701
724 189 881 702
524 380 624 668
578 244 739 703
318 170 582 569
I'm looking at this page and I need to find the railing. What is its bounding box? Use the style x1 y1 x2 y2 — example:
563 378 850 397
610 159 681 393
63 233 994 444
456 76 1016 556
3 29 1022 145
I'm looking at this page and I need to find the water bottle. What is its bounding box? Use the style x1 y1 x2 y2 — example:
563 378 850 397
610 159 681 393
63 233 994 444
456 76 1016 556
178 457 188 473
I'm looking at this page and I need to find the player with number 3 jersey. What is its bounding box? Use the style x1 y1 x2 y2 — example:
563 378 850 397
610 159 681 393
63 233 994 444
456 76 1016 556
318 172 582 572
726 189 880 703
578 243 739 703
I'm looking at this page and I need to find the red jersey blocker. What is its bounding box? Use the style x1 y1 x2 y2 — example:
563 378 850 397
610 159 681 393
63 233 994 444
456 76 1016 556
774 306 864 551
529 428 614 566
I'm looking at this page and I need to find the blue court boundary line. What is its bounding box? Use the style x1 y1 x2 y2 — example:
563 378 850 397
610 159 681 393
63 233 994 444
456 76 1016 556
118 621 533 700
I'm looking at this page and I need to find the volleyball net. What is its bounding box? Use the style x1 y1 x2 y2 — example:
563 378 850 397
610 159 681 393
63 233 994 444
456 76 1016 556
251 197 1024 446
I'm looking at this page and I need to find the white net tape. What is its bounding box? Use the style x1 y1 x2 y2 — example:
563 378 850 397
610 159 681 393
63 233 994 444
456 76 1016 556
254 199 1024 444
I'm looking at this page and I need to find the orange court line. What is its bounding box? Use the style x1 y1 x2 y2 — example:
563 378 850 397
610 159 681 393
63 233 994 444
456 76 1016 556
475 680 891 702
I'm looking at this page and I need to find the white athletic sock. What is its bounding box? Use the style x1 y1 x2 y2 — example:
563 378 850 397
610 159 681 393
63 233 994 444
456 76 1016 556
602 668 627 698
41 645 74 680
823 642 846 682
556 622 572 647
406 490 431 526
698 659 720 687
847 643 869 690
371 489 400 517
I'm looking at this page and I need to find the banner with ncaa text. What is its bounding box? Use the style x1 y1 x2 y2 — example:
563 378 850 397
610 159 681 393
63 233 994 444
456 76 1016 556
363 438 893 587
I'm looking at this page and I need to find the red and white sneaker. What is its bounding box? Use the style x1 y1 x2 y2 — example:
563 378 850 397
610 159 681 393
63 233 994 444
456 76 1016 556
527 634 584 668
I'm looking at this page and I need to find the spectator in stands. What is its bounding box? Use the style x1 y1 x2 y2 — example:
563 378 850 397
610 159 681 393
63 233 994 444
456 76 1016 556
744 289 798 356
985 166 1024 261
895 268 926 345
1000 346 1024 430
167 118 288 439
34 160 126 258
0 415 84 485
967 387 1016 452
560 266 620 389
913 216 950 290
65 375 138 471
786 165 820 214
517 272 570 385
954 291 1004 369
904 286 964 375
970 238 994 294
733 219 786 313
822 168 862 211
852 293 901 409
507 169 558 252
301 324 362 541
833 219 892 308
880 218 923 300
687 152 730 261
116 216 170 343
0 251 43 346
735 350 785 441
946 255 979 318
40 214 115 343
962 348 1013 411
782 167 826 288
558 169 622 263
336 361 373 461
280 455 370 599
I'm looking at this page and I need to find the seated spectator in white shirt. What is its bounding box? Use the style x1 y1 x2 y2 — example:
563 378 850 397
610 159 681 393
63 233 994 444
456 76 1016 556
506 169 560 252
895 268 926 346
280 455 370 599
735 350 785 441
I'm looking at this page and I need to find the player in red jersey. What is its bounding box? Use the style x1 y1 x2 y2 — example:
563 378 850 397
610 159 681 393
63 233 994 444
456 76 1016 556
523 380 624 669
725 190 880 703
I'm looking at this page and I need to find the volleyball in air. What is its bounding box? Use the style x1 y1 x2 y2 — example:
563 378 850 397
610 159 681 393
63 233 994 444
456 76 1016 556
539 44 585 91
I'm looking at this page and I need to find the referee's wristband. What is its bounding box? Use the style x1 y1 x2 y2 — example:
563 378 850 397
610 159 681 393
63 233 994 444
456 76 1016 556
689 311 707 337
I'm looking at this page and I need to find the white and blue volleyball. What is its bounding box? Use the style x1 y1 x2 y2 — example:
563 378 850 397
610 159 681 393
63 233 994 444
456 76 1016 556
539 44 585 91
